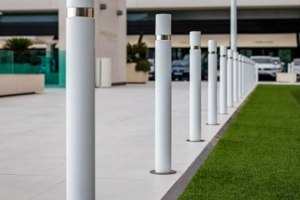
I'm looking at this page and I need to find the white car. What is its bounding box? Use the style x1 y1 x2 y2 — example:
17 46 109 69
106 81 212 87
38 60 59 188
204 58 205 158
251 56 281 77
292 58 300 75
271 57 283 72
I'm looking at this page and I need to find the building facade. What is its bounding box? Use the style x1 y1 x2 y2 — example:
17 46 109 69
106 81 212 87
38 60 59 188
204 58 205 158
0 0 300 85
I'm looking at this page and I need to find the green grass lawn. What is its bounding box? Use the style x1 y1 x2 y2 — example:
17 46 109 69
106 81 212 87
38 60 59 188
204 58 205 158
180 85 300 200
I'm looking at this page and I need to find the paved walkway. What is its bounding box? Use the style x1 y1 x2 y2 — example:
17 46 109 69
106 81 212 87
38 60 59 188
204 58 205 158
0 82 252 200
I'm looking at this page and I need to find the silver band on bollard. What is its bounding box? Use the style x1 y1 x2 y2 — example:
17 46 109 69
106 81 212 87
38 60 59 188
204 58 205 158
190 46 200 50
67 7 94 18
156 35 171 41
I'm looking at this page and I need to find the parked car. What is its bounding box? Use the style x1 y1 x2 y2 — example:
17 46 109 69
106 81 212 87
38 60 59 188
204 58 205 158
271 57 284 71
292 58 300 75
172 60 189 81
251 56 281 77
148 59 155 80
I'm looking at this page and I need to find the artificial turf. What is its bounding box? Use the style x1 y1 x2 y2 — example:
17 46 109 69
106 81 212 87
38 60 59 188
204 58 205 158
179 85 300 200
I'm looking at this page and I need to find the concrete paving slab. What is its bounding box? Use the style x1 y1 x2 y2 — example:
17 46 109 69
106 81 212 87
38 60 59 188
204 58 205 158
0 82 253 200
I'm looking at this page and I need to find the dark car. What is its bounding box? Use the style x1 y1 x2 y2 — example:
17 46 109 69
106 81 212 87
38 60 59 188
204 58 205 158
172 60 189 81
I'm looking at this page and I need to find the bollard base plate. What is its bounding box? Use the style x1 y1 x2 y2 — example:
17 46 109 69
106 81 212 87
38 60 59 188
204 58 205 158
150 170 176 175
186 139 205 142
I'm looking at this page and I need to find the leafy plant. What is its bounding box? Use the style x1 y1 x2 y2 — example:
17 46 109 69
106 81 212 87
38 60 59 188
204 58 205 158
4 38 33 52
127 42 148 63
4 38 41 65
135 59 151 72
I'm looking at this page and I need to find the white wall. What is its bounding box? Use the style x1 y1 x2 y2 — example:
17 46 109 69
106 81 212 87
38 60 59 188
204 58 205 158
95 0 127 84
126 0 300 10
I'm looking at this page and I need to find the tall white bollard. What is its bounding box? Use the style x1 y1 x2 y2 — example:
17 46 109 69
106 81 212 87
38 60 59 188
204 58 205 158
207 40 218 125
241 56 245 96
219 46 227 114
238 54 242 99
231 0 237 52
255 62 259 83
288 63 291 73
233 52 239 103
152 14 175 175
291 62 295 73
66 1 95 200
189 31 204 142
227 49 234 107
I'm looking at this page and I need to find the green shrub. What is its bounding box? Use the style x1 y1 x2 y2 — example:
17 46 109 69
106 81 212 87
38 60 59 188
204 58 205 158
135 59 150 72
4 38 32 52
127 42 148 63
4 38 41 65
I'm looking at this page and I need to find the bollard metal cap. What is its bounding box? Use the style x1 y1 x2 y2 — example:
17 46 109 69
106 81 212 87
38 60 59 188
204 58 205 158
156 14 171 35
190 31 201 47
238 54 243 61
208 40 217 53
233 52 239 60
220 46 227 56
227 49 233 58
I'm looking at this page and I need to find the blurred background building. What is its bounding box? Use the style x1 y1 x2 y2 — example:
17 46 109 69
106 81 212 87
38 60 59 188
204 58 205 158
0 0 299 85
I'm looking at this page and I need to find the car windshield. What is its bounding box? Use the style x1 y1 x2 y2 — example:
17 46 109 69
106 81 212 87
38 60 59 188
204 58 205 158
252 58 272 64
172 60 189 68
294 60 300 65
272 59 280 64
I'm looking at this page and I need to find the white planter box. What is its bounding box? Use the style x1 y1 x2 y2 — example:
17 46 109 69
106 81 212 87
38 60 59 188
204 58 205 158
0 75 44 96
276 73 297 83
126 63 148 84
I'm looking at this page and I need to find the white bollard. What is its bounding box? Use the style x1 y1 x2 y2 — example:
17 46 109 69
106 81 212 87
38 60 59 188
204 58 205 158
189 31 204 142
66 1 95 200
255 62 259 83
219 46 227 114
288 63 291 73
227 49 234 107
152 14 175 175
233 52 239 103
238 54 242 99
231 0 237 52
207 40 218 125
241 56 245 96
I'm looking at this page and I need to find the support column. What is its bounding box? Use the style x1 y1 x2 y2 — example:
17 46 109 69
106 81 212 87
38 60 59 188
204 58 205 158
66 1 95 199
189 31 203 142
152 14 175 175
230 0 237 52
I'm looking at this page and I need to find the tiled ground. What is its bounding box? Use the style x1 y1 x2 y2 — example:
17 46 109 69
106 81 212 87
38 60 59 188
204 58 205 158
0 82 253 200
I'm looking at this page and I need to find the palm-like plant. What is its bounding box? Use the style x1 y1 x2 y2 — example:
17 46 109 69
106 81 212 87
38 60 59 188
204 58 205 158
4 38 33 52
3 38 35 64
127 42 148 63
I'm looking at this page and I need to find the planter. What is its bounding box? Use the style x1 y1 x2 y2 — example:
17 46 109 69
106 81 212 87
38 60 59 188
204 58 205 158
127 63 148 84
